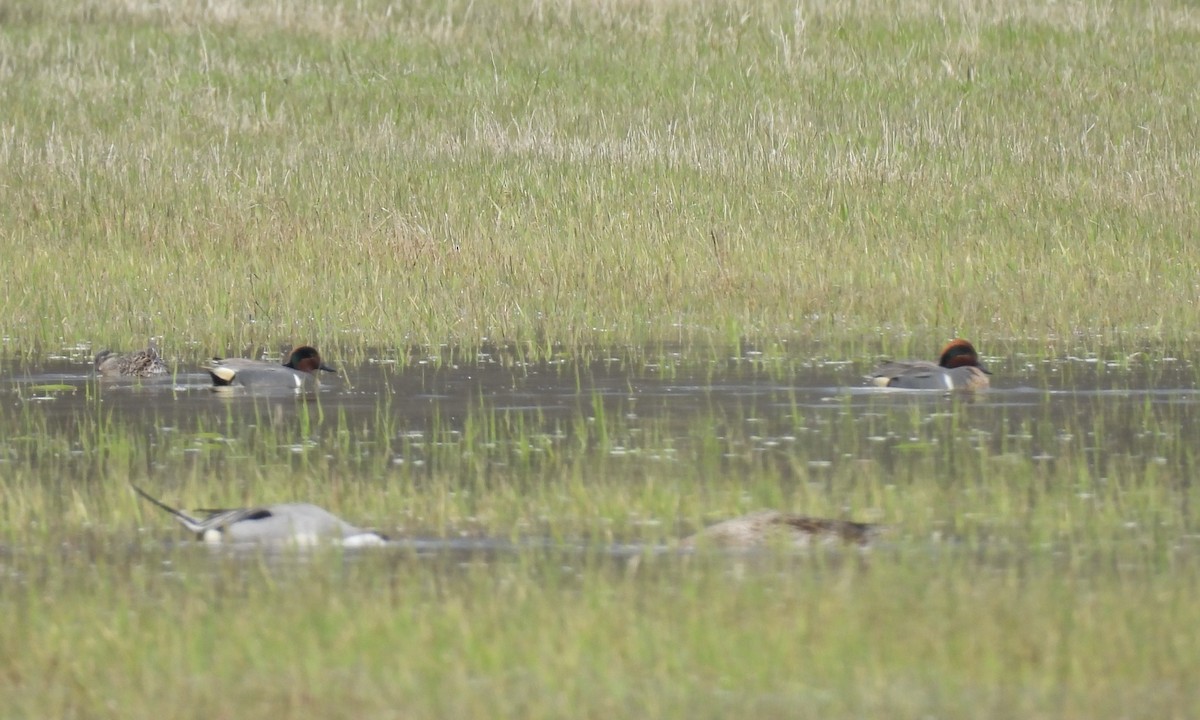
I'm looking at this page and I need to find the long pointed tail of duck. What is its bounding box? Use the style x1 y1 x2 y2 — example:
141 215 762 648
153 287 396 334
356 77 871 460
129 483 207 534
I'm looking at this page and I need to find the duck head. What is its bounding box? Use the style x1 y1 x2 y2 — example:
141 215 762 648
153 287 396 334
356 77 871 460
285 346 337 374
937 339 990 374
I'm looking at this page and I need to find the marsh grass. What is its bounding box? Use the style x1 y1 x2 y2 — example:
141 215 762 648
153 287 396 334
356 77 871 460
3 362 1197 547
2 0 1200 355
4 536 1199 719
3 0 1200 715
2 360 1200 715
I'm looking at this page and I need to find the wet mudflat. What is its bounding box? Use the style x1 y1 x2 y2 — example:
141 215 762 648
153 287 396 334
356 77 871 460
2 345 1199 718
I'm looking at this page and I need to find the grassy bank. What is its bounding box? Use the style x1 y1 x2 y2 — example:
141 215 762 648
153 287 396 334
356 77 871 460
1 0 1199 356
6 545 1198 720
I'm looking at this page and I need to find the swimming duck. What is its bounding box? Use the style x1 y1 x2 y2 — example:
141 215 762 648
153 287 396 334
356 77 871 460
680 511 882 549
94 347 168 378
131 484 387 547
867 339 990 390
203 345 336 392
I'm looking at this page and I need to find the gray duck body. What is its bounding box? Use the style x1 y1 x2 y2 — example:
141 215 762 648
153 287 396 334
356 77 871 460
203 345 335 392
132 485 386 547
867 339 990 390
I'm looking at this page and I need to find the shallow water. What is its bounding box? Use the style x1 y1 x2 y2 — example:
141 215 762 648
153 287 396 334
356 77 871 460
4 345 1200 720
4 345 1198 557
12 345 1200 427
11 348 1200 461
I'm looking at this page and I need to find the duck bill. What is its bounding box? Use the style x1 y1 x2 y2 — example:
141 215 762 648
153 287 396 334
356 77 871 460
319 363 338 373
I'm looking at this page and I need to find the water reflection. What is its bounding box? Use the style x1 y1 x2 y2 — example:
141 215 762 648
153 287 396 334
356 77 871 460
10 346 1200 420
2 345 1197 553
8 347 1200 463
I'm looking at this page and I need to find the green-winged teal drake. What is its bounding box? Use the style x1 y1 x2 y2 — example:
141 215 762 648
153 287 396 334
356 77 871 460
94 347 168 378
681 511 882 549
131 484 386 547
867 339 990 390
203 345 336 392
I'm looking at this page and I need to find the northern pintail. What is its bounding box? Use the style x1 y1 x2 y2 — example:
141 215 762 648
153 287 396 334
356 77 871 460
131 484 387 546
867 339 990 390
203 345 336 392
95 347 168 378
681 511 882 549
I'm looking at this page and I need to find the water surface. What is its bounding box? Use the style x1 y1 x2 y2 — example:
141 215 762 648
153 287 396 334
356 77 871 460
4 345 1197 554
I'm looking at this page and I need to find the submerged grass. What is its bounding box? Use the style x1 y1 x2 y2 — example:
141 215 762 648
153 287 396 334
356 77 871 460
5 369 1197 551
2 357 1200 715
1 0 1200 354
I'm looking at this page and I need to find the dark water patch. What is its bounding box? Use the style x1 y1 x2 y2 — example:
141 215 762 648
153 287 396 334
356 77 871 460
4 349 1200 469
